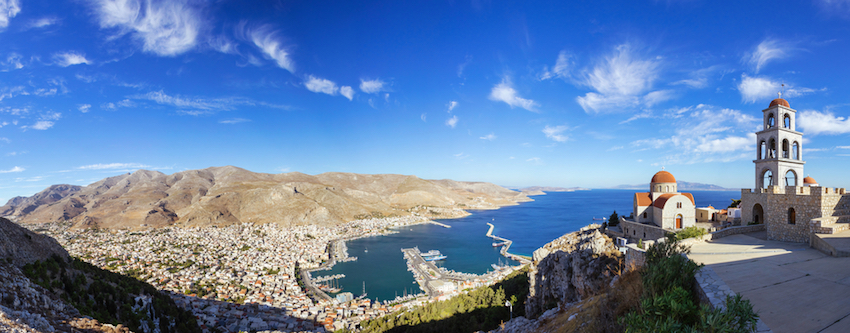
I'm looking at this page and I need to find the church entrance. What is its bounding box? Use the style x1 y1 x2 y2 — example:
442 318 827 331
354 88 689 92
753 203 764 224
676 214 682 229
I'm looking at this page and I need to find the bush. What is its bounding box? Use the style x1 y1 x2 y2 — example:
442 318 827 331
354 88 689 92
676 226 707 241
609 211 620 227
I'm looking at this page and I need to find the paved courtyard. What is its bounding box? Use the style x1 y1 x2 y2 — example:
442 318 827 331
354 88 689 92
688 231 850 333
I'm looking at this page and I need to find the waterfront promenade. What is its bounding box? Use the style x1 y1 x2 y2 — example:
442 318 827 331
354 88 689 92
688 231 850 333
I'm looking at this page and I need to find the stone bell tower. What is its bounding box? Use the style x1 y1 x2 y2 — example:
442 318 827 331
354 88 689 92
753 94 805 189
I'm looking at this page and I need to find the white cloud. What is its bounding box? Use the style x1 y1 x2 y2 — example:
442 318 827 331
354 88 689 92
0 166 24 173
340 86 354 100
542 125 569 142
219 118 250 124
453 152 469 159
738 74 780 103
838 146 850 149
420 113 426 122
30 121 55 130
673 66 724 89
445 115 458 128
540 50 571 80
133 90 249 111
78 104 92 113
480 133 496 141
53 51 92 67
798 109 850 135
630 105 760 164
359 78 385 94
91 0 202 56
576 44 664 113
0 0 20 29
246 24 294 72
607 146 624 151
77 163 150 170
447 101 458 112
526 157 541 164
745 38 794 73
488 77 538 112
28 17 58 29
304 75 338 95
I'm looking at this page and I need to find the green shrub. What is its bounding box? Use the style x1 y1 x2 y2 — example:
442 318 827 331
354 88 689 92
676 226 707 241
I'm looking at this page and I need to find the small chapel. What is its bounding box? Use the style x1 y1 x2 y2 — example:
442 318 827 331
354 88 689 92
632 170 696 230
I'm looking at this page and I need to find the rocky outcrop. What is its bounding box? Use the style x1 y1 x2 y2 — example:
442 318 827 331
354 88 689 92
2 166 531 229
0 218 68 267
525 224 622 318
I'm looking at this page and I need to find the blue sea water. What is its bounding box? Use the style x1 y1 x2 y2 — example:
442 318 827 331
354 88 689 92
314 189 740 302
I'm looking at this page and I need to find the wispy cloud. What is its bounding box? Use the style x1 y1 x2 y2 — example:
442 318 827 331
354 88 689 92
29 121 54 130
745 38 796 73
457 55 472 78
219 118 250 124
798 109 850 135
453 152 469 159
304 75 338 95
1 52 24 71
447 101 458 112
0 0 20 29
91 0 202 56
673 65 725 89
77 163 150 170
542 125 569 142
360 78 386 94
245 24 294 72
489 77 538 112
737 74 821 103
445 115 458 128
340 86 354 100
131 90 284 112
53 51 91 67
630 105 759 164
27 16 58 29
0 166 24 173
526 157 542 164
576 44 666 113
540 50 571 80
78 104 92 113
816 0 850 17
480 133 496 141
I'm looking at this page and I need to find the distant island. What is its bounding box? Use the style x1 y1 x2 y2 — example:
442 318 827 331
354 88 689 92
505 186 591 196
611 181 738 191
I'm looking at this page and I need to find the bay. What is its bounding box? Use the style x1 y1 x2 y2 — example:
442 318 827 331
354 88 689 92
314 189 741 302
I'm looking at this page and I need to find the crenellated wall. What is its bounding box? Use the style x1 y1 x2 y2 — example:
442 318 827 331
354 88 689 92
741 186 848 243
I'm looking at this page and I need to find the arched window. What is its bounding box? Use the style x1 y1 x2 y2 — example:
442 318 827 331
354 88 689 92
665 186 669 192
768 113 775 128
784 114 791 128
785 170 796 186
793 142 800 160
769 139 777 158
759 140 766 159
782 139 790 159
763 169 773 188
788 208 796 225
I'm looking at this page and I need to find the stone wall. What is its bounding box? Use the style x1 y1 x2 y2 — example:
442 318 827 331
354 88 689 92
620 217 672 242
710 224 766 239
623 244 645 271
741 186 848 243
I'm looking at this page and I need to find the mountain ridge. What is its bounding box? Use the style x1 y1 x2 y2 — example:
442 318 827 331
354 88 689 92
1 166 531 229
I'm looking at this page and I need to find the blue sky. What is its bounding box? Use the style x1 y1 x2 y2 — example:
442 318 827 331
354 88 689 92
2 0 850 202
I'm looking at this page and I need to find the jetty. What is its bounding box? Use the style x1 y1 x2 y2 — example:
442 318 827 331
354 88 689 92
428 220 452 228
486 223 531 264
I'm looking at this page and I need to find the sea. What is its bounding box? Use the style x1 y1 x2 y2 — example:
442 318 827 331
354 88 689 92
313 189 740 302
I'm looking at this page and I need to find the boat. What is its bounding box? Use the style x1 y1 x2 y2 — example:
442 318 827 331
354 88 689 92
424 255 447 261
592 217 607 221
420 250 441 257
492 241 508 247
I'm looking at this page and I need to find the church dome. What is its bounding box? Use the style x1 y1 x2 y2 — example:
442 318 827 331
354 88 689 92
651 170 676 183
803 176 817 184
769 98 790 108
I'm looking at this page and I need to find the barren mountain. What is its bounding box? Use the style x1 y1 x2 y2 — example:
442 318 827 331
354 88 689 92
1 166 531 229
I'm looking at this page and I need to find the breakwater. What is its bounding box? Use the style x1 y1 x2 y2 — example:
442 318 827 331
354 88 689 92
487 222 531 264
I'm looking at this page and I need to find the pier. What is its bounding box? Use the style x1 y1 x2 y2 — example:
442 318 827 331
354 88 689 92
486 223 531 264
401 248 466 297
428 221 452 228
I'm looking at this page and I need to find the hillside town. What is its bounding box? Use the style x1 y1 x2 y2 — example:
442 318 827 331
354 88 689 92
22 216 524 332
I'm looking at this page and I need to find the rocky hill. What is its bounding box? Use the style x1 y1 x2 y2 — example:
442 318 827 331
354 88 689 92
0 217 68 267
611 181 735 191
1 166 531 229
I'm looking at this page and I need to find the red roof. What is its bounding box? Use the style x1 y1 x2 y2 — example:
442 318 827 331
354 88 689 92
653 193 695 208
651 170 676 183
635 192 652 206
769 98 790 108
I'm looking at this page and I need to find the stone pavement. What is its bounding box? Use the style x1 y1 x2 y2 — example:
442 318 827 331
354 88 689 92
688 231 850 333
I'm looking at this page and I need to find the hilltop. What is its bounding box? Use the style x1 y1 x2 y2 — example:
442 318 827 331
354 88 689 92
611 181 736 191
1 166 531 229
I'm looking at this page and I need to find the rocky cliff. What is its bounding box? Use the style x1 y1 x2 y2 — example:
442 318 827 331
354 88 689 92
1 166 531 229
0 218 68 267
524 224 622 318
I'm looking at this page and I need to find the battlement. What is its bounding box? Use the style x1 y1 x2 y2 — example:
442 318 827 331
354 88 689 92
742 186 846 196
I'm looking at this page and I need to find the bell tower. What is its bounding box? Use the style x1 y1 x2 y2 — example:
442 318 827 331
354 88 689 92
754 94 805 189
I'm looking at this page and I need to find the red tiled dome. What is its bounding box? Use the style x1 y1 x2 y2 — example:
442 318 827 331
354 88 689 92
651 170 676 183
803 176 817 184
769 98 790 108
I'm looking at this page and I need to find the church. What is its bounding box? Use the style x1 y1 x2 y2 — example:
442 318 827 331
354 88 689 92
740 96 850 243
633 170 696 230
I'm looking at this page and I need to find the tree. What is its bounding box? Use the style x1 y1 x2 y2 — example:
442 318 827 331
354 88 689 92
728 199 741 208
608 211 620 227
